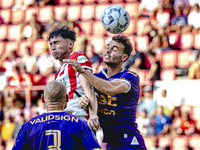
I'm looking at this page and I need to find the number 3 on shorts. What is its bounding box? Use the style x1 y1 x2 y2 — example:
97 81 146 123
45 130 61 150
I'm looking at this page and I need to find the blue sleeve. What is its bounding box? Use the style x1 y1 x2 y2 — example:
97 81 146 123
81 122 100 150
12 124 30 150
166 116 171 124
113 71 139 93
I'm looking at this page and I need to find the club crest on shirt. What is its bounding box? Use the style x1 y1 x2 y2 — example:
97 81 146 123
77 56 88 63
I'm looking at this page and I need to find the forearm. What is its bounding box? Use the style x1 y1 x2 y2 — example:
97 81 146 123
79 74 98 115
80 69 115 95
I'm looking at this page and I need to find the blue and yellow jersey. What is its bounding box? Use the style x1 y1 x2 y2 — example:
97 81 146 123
94 68 145 145
12 111 101 150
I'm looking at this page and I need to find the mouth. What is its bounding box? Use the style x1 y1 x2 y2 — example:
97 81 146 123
104 54 110 59
53 52 58 55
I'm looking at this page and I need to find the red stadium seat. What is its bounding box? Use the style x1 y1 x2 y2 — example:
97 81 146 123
21 24 32 39
89 37 104 54
4 41 18 54
180 33 193 50
0 42 5 57
160 69 177 81
82 0 95 4
24 7 38 23
80 4 95 21
135 35 149 52
168 32 181 49
33 74 43 85
79 21 92 35
53 5 67 22
160 50 177 69
188 135 200 150
56 0 68 4
68 0 81 4
135 17 150 35
67 5 80 21
11 9 24 24
18 40 31 57
0 9 11 24
7 24 21 41
0 25 7 41
123 19 135 35
37 6 53 23
143 136 156 150
97 0 111 3
127 35 135 47
104 36 112 46
124 2 139 19
193 33 200 50
110 0 124 3
158 135 172 149
172 136 188 150
32 39 47 56
125 0 139 2
94 4 108 20
91 21 105 36
137 69 149 82
0 0 14 9
176 50 193 68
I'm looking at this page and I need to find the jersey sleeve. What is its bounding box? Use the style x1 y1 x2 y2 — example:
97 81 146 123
12 124 30 150
75 52 93 71
112 71 140 93
81 121 101 150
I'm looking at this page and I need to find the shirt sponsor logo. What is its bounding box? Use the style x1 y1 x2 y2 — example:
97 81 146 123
131 136 139 145
77 56 88 63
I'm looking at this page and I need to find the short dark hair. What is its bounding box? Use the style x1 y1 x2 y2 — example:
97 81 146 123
48 25 76 41
112 35 133 58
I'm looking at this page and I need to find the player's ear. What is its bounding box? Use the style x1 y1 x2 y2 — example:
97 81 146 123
68 41 74 49
41 94 45 103
122 53 128 62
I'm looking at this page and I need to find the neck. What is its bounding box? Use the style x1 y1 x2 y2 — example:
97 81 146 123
46 104 64 112
106 64 123 76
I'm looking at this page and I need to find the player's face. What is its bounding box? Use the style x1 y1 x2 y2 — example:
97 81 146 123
103 40 126 66
50 36 73 60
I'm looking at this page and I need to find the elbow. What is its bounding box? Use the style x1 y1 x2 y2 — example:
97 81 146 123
102 88 117 96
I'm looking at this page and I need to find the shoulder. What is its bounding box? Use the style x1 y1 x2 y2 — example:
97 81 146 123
70 52 90 63
69 52 87 59
121 70 139 80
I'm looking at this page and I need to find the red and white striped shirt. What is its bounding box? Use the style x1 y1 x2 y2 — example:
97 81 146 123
53 52 93 116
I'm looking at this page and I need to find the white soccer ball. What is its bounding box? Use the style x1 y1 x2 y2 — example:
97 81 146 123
101 5 130 34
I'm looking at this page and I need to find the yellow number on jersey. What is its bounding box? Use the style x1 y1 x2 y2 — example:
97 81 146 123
45 130 61 150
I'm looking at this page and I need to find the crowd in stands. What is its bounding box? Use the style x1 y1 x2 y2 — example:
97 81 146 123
1 0 200 149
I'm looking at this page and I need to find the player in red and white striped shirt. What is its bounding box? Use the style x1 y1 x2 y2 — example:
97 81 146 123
48 25 99 132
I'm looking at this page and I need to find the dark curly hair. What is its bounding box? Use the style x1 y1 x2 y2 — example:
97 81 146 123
112 35 133 59
48 25 76 41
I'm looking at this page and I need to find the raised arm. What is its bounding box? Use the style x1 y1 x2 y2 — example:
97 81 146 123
64 59 129 96
79 69 99 132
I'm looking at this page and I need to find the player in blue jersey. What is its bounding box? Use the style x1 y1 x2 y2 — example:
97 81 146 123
64 35 147 150
12 80 101 150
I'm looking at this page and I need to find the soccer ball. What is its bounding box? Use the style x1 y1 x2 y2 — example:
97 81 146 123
101 5 130 34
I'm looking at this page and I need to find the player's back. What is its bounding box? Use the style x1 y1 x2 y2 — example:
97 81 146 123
13 111 100 150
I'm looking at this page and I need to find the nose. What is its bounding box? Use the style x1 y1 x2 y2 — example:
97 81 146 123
51 44 56 51
105 47 111 53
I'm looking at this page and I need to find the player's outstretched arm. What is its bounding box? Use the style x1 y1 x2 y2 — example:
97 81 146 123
79 70 99 132
63 59 129 96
